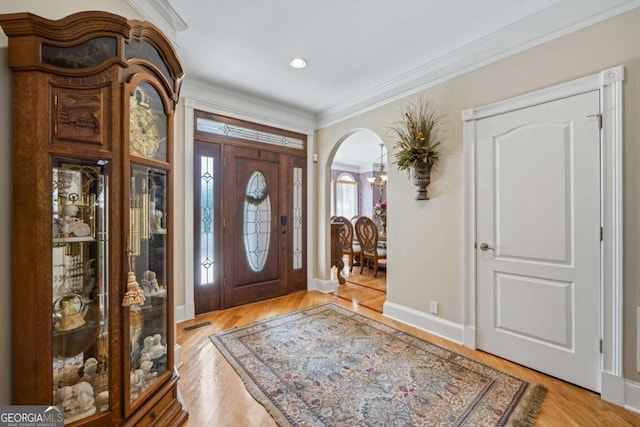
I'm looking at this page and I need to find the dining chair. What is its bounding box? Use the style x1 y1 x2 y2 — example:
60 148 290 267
336 216 361 271
354 216 387 277
350 214 362 241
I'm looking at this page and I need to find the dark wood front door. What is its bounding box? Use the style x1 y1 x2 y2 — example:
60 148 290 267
193 110 307 314
223 146 286 307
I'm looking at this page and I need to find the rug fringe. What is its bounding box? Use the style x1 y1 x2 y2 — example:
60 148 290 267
510 385 548 427
210 335 293 426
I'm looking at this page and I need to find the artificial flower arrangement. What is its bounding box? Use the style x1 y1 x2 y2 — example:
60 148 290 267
373 201 387 226
391 97 445 172
390 97 446 199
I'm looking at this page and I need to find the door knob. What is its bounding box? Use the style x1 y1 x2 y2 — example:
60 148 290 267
479 243 494 252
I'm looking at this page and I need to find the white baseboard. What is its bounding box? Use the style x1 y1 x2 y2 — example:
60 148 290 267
185 302 195 320
174 344 183 370
314 278 335 293
625 379 640 413
175 305 186 323
602 371 625 406
597 371 640 412
175 302 196 323
176 302 196 323
382 301 464 345
463 325 476 349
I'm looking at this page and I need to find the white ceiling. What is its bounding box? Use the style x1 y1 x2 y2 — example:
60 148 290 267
131 0 640 126
333 130 387 172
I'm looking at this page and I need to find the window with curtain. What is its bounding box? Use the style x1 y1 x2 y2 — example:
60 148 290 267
335 173 358 219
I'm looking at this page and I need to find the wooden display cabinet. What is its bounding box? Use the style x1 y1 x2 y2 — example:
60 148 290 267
0 11 187 426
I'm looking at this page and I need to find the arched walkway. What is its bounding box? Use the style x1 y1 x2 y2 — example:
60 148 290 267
327 129 389 312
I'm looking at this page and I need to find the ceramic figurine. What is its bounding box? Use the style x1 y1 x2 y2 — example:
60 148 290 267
140 359 153 375
68 219 91 237
95 391 109 411
58 381 96 424
81 358 98 383
153 209 166 234
139 352 154 375
142 334 166 360
141 270 164 296
62 203 79 218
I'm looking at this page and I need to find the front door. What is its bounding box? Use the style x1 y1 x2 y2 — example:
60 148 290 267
223 146 286 307
476 90 601 391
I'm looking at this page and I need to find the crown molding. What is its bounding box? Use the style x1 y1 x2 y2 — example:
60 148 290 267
127 0 187 46
317 0 640 128
130 0 640 129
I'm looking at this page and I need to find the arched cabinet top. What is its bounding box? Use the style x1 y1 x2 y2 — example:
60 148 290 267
0 10 184 101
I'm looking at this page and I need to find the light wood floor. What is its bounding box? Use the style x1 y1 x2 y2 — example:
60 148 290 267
332 258 386 313
177 288 640 426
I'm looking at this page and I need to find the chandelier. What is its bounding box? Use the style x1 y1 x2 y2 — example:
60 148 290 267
367 143 388 193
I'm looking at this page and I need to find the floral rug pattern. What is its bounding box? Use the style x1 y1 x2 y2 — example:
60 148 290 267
210 303 546 426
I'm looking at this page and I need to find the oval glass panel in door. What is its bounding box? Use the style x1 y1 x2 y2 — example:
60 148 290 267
243 171 271 272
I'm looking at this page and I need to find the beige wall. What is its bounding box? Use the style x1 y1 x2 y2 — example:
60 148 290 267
315 7 640 381
0 0 141 405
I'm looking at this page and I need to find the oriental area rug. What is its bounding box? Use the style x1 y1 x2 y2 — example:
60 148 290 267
209 303 546 426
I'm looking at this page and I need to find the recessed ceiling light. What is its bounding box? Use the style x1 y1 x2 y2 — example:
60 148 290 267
290 57 307 69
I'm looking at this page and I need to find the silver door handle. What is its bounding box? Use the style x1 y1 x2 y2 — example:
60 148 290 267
479 243 494 252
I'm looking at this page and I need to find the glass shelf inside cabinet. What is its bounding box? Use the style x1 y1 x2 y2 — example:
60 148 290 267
128 165 169 403
52 158 110 424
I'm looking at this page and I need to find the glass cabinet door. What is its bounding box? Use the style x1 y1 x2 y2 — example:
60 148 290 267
127 165 169 403
129 82 167 162
52 158 109 424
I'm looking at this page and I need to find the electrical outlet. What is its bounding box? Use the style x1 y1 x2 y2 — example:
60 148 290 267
430 301 439 315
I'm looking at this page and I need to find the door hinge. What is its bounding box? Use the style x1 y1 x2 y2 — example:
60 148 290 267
223 217 226 228
600 226 604 241
588 113 602 129
474 242 477 250
600 338 603 353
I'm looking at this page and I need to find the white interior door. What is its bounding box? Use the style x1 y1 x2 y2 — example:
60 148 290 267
476 90 601 392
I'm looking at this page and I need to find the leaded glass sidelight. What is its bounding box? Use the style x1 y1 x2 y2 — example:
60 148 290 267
293 167 303 269
199 156 215 284
243 171 271 272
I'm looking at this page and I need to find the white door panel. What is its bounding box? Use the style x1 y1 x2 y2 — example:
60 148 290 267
494 273 573 348
495 123 572 263
476 90 601 391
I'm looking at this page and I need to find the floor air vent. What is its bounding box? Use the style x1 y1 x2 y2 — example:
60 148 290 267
183 321 212 331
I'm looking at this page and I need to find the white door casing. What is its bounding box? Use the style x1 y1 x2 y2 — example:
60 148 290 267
476 90 601 391
462 66 624 404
